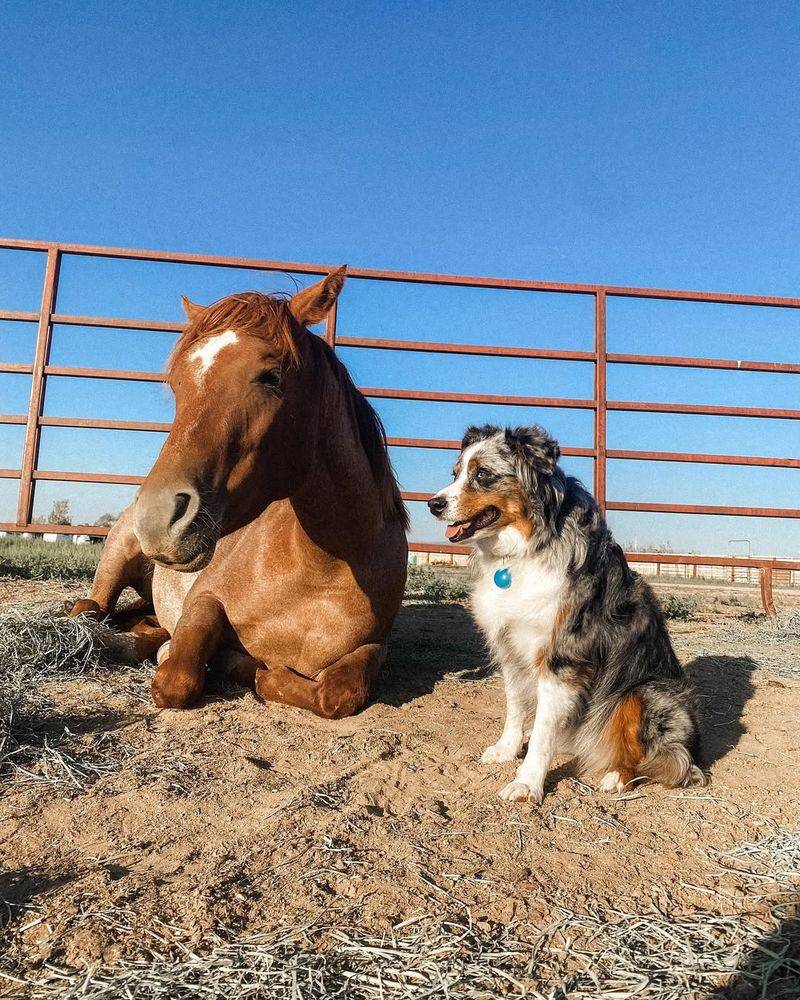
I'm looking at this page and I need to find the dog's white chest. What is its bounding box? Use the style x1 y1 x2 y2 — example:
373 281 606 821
472 557 566 665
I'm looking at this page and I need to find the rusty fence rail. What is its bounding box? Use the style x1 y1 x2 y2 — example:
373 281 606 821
1 237 799 613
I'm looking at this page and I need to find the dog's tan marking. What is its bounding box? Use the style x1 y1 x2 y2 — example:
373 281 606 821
534 599 571 675
605 693 644 785
456 483 533 540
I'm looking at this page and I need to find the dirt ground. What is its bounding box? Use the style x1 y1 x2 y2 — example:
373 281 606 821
1 577 799 996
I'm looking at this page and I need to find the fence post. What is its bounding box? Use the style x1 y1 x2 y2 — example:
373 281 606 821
593 290 607 513
759 566 776 617
325 296 338 350
16 247 60 527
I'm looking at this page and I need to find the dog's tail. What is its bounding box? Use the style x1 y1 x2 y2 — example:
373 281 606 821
637 679 706 787
576 679 706 788
640 739 706 788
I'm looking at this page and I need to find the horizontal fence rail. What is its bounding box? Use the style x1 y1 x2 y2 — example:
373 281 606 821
1 237 799 614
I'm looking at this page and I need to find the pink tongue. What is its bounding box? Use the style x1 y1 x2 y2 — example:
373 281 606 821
445 523 465 540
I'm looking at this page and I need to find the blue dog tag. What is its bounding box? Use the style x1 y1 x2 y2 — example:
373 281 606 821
493 567 512 589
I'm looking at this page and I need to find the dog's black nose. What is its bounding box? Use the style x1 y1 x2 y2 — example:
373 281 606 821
427 495 447 515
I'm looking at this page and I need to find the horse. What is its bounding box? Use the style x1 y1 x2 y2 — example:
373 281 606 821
70 267 409 719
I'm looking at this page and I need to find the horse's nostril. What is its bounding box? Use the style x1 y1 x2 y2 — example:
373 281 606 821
170 491 192 528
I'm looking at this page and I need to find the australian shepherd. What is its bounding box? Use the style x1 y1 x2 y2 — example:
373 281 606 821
427 424 705 803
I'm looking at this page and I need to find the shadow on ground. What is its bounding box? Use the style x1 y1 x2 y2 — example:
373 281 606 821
0 865 78 929
710 904 800 999
21 704 143 740
687 655 757 769
378 601 487 706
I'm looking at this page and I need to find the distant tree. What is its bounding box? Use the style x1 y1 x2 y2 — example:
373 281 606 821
94 512 119 528
47 498 72 525
625 540 675 554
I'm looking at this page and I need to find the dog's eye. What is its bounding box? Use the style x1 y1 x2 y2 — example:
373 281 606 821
475 468 496 487
254 368 281 389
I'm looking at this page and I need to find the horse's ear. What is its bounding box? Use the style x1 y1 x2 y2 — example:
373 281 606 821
288 266 347 326
181 296 205 322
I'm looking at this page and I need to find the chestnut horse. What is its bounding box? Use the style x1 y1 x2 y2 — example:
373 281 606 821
70 267 408 718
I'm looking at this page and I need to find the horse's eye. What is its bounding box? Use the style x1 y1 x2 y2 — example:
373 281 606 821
254 368 281 388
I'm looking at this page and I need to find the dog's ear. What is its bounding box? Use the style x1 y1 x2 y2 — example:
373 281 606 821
461 424 500 450
506 426 564 539
505 425 561 475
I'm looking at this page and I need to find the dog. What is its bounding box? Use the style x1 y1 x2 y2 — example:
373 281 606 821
427 424 705 803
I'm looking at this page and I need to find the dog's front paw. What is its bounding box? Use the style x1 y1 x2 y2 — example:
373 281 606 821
498 779 543 804
481 741 521 765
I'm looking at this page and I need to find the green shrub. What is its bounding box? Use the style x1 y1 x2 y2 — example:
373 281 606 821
660 593 700 621
0 536 100 582
405 565 469 603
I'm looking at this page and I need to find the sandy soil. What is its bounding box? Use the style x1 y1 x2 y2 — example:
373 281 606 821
1 580 798 994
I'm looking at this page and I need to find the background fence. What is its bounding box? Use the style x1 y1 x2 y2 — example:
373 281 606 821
1 237 799 613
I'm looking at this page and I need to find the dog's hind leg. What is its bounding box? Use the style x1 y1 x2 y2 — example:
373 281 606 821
598 688 706 792
597 693 646 793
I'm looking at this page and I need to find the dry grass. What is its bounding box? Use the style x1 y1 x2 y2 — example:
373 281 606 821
711 825 800 892
714 611 800 678
0 609 141 791
0 609 112 678
1 829 797 998
2 916 530 998
724 610 800 645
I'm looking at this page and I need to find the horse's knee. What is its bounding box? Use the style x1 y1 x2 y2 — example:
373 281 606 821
151 657 204 709
254 644 384 718
254 660 369 719
132 625 170 662
315 666 369 719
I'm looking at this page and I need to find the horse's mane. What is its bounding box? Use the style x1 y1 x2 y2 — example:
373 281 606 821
311 334 409 531
168 290 408 529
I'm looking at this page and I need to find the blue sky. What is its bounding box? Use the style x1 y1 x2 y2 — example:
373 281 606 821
1 1 799 555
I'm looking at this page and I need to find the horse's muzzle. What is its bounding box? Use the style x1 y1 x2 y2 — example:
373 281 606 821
133 483 218 571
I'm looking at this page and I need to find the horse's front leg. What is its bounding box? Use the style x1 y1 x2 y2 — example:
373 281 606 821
151 594 227 709
69 506 153 619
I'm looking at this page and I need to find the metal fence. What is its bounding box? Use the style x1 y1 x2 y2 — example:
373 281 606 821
1 237 799 613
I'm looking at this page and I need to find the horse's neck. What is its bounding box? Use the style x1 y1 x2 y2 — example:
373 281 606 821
290 346 386 539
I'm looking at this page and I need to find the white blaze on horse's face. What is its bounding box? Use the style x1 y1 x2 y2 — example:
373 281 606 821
190 329 239 382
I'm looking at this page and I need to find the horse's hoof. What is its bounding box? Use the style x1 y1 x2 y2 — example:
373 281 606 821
67 599 104 620
151 661 203 709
